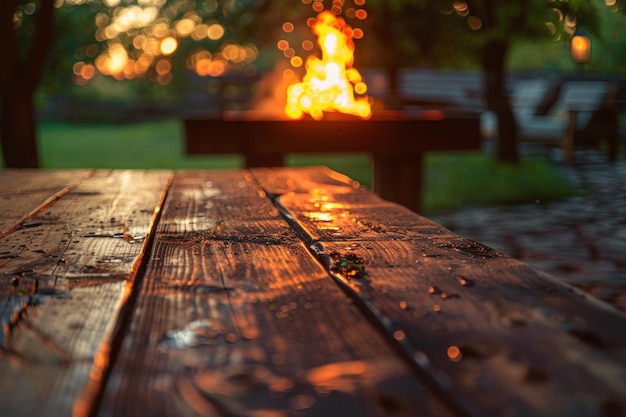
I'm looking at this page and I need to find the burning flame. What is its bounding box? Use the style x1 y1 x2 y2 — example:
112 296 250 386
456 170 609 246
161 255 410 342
285 11 371 120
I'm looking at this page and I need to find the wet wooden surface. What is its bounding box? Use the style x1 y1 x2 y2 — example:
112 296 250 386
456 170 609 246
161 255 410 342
0 169 172 417
1 167 625 417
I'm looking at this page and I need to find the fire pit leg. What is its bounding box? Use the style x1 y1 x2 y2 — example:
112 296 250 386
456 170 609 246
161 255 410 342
372 153 423 214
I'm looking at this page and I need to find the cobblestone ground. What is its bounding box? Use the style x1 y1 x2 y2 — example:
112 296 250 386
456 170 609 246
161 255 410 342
431 146 626 314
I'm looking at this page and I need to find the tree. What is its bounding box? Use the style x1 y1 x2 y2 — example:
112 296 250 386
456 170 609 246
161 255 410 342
460 0 605 163
1 0 55 168
1 0 265 168
355 1 463 109
363 0 620 164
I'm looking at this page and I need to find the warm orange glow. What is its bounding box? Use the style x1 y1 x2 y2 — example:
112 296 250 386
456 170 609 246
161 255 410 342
156 59 171 75
191 24 208 40
393 330 406 341
355 9 367 19
285 11 372 120
467 16 482 30
157 73 172 85
160 36 178 55
447 345 462 362
291 56 303 67
95 43 128 76
306 361 366 388
571 34 591 63
175 18 195 36
81 64 96 80
277 39 289 51
207 23 225 40
83 2 260 83
454 1 469 16
73 62 84 75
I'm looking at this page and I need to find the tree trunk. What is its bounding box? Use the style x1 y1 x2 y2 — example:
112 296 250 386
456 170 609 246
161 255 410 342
383 62 402 110
376 4 401 111
0 0 55 168
481 40 519 164
1 85 39 168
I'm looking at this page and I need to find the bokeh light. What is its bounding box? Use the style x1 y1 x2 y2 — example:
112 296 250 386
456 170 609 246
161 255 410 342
447 346 462 362
207 23 225 40
312 1 324 13
454 1 469 16
277 39 289 51
467 16 482 30
290 56 303 67
71 0 376 85
160 36 178 55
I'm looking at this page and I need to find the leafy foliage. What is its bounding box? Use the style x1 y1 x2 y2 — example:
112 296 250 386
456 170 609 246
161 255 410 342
12 0 626 97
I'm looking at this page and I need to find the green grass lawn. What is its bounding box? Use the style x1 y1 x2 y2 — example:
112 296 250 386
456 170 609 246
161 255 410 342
2 119 576 214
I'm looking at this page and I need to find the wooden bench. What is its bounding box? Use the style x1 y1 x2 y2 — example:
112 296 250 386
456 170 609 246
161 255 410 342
399 69 483 112
360 68 483 113
1 168 625 417
482 80 621 163
184 112 482 214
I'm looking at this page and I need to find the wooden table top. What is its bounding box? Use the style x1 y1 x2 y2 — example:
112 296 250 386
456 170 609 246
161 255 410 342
1 167 625 417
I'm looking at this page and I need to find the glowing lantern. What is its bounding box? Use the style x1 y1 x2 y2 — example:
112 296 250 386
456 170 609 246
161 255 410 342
285 11 371 120
570 29 591 64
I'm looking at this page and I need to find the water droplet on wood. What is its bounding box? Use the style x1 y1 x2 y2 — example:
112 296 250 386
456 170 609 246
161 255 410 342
456 276 475 287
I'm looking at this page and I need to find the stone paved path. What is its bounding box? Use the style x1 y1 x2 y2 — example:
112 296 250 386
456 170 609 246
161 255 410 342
431 146 626 314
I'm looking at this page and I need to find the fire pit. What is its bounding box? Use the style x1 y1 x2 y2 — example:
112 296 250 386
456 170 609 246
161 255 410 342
184 8 481 212
184 110 480 213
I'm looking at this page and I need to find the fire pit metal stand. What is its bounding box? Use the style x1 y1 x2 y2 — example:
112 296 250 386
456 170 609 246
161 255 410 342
184 113 482 213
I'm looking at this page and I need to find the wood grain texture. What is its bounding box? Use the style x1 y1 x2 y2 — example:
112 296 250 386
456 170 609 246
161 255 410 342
250 165 362 197
4 167 626 417
259 167 626 417
0 170 171 417
0 169 92 237
98 170 451 417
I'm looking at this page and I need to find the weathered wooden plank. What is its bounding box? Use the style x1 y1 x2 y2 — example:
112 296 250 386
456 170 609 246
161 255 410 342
256 167 626 417
0 170 171 417
95 170 452 417
254 169 453 242
250 165 362 196
0 169 92 238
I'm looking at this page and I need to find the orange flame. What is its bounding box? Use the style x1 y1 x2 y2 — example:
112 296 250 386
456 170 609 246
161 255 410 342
285 11 371 120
